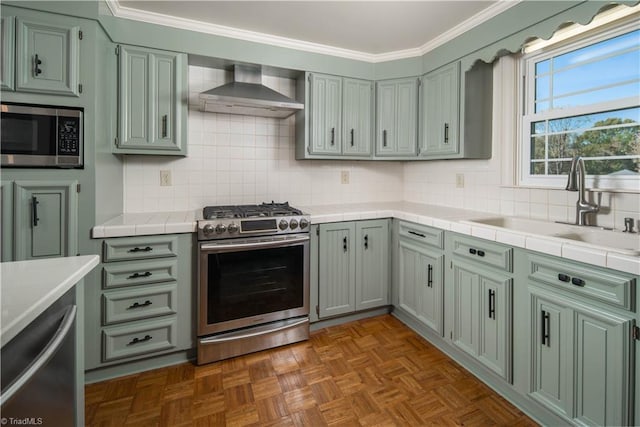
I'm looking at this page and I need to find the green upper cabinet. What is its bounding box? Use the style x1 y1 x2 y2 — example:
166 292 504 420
299 73 373 159
342 78 373 157
419 62 460 157
375 77 418 157
15 17 80 96
115 45 188 155
309 73 342 155
12 181 78 261
1 15 15 91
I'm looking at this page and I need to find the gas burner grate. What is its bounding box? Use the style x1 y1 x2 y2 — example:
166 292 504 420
203 201 303 219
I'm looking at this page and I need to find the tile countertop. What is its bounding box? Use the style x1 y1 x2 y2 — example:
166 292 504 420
1 255 100 348
92 202 639 275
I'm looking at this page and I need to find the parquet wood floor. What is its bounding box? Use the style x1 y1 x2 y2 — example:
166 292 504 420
85 315 538 426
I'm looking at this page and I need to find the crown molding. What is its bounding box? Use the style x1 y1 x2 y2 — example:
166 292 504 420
104 0 520 63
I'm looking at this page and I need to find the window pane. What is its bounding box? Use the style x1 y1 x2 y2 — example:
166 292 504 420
535 100 550 113
548 107 640 131
585 158 639 175
554 29 639 70
531 135 546 159
531 161 545 175
547 161 571 175
548 133 577 159
536 59 551 75
552 82 640 109
532 121 547 135
535 75 551 100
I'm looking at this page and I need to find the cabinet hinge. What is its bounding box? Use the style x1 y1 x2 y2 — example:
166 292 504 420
76 183 81 193
450 261 453 269
79 30 83 40
632 325 640 341
308 73 312 82
78 84 83 94
316 227 319 236
114 137 119 146
115 45 120 55
450 331 453 339
307 146 311 154
315 305 319 315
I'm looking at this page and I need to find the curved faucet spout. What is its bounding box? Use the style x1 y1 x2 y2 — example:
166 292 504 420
566 156 599 226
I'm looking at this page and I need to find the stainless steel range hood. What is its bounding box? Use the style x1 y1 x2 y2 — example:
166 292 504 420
199 64 303 119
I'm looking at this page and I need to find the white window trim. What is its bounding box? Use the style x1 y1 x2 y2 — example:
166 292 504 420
518 15 640 192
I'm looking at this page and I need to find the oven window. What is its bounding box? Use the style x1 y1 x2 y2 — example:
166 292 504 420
207 245 304 324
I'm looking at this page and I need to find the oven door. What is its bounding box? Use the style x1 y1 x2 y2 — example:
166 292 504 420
198 233 309 336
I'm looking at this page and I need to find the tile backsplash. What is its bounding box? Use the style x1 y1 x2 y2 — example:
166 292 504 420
123 65 639 230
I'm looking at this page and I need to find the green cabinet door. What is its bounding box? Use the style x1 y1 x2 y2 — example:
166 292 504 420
1 15 15 91
15 17 79 96
451 259 512 380
13 181 78 260
309 73 342 155
529 287 633 426
342 78 373 156
376 77 418 157
318 222 356 318
355 219 388 310
420 62 460 157
116 45 187 155
1 181 13 261
398 239 444 335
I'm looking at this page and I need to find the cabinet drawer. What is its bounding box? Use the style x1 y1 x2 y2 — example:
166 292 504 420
102 316 177 362
398 221 444 249
102 282 178 325
451 234 512 272
102 258 178 289
527 253 634 311
103 235 178 262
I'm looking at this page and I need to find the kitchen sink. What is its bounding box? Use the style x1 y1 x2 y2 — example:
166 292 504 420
462 216 640 256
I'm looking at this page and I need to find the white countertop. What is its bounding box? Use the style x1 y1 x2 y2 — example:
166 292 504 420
1 255 99 348
92 202 639 275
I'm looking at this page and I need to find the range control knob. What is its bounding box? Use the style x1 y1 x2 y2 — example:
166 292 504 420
278 219 289 230
215 224 226 234
289 219 299 229
227 223 239 233
299 218 309 229
202 224 215 236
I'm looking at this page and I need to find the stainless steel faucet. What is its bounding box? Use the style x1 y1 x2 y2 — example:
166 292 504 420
566 156 599 226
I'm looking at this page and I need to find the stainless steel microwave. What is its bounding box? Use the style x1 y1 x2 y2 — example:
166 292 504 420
1 103 83 168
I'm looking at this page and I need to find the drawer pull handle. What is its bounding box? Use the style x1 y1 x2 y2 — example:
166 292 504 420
558 273 570 283
477 250 485 257
128 246 152 253
469 248 477 255
571 277 585 287
128 271 152 279
128 335 152 345
128 300 152 309
408 231 426 239
427 264 433 288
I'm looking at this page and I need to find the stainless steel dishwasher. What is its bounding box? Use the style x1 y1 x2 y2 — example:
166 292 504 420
1 288 77 426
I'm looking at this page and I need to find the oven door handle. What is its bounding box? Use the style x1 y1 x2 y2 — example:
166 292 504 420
200 317 309 344
200 235 309 252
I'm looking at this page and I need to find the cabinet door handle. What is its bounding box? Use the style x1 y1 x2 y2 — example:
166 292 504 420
34 54 43 76
364 234 368 250
488 289 496 319
127 271 152 279
350 128 354 146
558 273 570 283
343 236 347 252
383 129 387 147
444 123 449 144
408 230 426 238
469 248 477 255
128 300 152 309
427 264 433 288
477 250 485 257
31 196 40 227
128 335 152 345
128 246 153 253
330 127 335 146
161 115 168 138
571 277 585 287
541 310 550 347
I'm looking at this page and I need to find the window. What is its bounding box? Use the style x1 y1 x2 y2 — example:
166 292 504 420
521 17 639 190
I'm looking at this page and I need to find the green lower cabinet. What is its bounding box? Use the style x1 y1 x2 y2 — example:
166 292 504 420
12 180 78 260
398 239 444 334
318 219 389 318
528 286 634 426
1 181 13 262
450 259 512 380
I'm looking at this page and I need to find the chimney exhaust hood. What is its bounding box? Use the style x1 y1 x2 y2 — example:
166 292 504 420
199 64 303 119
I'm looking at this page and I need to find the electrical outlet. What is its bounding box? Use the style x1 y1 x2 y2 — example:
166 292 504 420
341 170 350 184
456 173 464 188
160 170 172 186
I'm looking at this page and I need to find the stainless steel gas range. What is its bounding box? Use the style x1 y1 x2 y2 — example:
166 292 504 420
196 202 310 364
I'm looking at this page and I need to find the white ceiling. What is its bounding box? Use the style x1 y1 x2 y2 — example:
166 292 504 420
112 1 517 61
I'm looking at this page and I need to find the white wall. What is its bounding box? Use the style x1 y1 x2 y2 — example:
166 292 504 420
122 65 638 230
